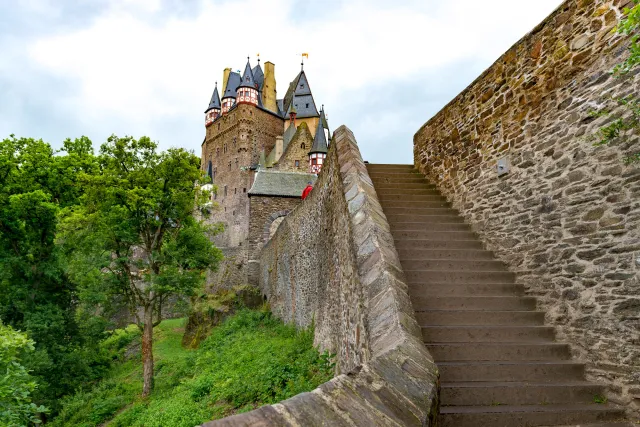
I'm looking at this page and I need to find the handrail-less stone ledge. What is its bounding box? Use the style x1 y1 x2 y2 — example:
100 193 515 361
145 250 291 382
201 125 439 426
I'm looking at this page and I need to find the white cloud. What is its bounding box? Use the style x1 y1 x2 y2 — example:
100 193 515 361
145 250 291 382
24 0 562 160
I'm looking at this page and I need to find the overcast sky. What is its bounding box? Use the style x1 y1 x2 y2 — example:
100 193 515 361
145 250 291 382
0 0 562 164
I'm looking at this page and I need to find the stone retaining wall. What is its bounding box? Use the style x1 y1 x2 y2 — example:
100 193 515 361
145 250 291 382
202 125 439 426
414 0 640 410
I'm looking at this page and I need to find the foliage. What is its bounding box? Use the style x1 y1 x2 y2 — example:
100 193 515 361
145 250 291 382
50 310 334 427
0 322 48 426
614 0 640 74
0 135 109 415
57 135 222 396
592 1 640 163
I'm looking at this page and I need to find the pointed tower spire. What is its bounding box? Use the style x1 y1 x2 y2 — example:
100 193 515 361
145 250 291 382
308 120 328 174
237 57 258 106
204 82 222 126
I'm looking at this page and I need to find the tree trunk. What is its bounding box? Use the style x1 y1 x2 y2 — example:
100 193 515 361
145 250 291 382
141 305 154 397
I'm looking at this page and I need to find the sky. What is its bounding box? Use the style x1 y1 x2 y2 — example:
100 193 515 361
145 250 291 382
0 0 563 164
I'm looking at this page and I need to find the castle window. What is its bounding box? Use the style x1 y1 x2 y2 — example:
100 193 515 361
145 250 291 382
295 160 300 167
300 143 305 149
234 188 237 195
216 148 219 156
300 84 304 88
306 103 309 108
228 161 231 170
224 186 228 197
243 188 246 193
213 167 217 179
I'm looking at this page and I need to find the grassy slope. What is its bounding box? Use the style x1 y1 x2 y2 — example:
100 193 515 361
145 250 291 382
50 309 333 427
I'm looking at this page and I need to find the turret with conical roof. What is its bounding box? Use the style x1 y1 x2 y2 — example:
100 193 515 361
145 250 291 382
308 116 328 174
204 82 221 126
237 57 259 106
221 71 240 114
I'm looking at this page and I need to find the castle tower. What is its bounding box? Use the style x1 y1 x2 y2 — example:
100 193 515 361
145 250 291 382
221 71 240 114
236 58 259 106
308 116 328 174
204 82 221 126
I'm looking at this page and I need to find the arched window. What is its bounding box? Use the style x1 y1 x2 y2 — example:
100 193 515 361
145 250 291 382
300 143 305 149
207 161 213 180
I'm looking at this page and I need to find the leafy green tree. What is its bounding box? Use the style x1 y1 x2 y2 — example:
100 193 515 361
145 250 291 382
58 136 222 397
0 136 105 415
0 322 48 426
592 1 640 163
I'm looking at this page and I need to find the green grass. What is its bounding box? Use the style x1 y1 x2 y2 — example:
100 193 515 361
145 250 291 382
50 309 334 427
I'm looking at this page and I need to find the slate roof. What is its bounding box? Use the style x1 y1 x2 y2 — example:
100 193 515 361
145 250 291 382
249 170 317 197
309 116 328 154
252 64 264 91
320 106 329 130
222 72 241 99
238 59 256 89
291 94 319 119
276 99 284 116
205 83 221 113
283 122 297 150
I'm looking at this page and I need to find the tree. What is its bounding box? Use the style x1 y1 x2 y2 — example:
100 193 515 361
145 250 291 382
0 322 48 426
58 135 222 396
0 136 105 415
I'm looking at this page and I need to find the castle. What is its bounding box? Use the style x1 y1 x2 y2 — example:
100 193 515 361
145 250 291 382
200 57 330 286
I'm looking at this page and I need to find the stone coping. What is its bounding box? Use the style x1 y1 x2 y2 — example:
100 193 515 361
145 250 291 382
201 125 439 426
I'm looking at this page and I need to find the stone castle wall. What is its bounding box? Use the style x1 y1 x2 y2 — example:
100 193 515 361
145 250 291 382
247 195 300 285
202 126 439 426
414 0 640 410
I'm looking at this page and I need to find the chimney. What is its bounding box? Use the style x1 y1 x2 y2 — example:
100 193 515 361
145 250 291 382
274 136 284 163
262 61 277 113
222 68 232 94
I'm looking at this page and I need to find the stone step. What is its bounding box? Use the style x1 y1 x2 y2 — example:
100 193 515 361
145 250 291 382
441 381 604 406
427 343 570 361
387 214 465 224
394 238 484 250
422 326 555 343
401 259 508 272
409 282 524 297
384 207 458 216
412 296 537 311
415 310 546 326
376 188 441 196
378 193 446 201
382 200 452 209
539 423 635 427
392 230 477 241
439 404 625 427
392 222 472 232
371 182 434 189
405 270 516 284
438 361 585 382
368 174 423 181
397 248 495 260
366 163 414 170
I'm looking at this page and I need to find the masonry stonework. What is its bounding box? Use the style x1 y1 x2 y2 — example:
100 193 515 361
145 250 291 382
202 104 284 249
414 0 640 410
202 126 439 426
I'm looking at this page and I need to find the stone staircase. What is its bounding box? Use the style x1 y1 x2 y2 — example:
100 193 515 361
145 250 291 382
367 164 630 427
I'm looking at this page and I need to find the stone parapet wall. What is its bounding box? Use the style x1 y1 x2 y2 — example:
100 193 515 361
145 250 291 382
414 0 640 410
202 125 439 426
